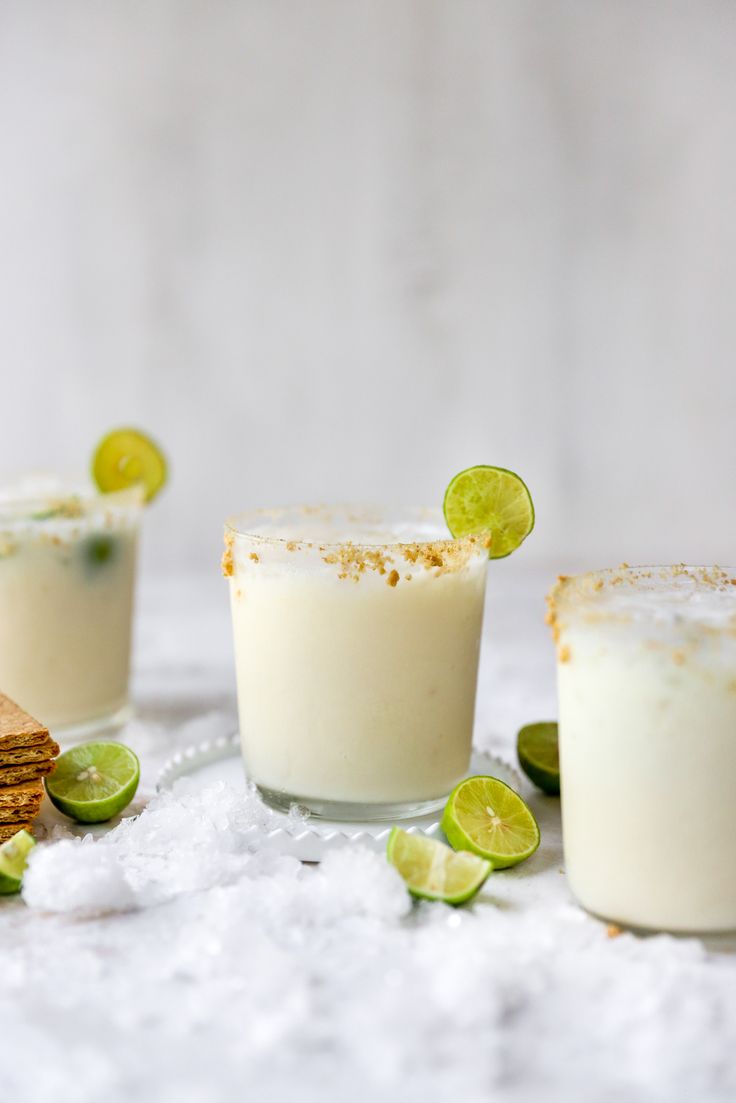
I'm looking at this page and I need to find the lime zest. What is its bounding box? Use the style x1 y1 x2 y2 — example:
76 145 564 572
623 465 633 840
387 827 492 905
443 465 534 559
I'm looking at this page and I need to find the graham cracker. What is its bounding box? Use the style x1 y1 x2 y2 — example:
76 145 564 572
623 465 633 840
0 781 43 825
0 779 44 804
0 736 60 767
0 800 42 825
0 693 49 751
0 822 34 842
0 760 56 788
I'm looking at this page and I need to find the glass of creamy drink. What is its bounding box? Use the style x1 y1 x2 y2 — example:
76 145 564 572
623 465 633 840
223 506 489 819
548 565 736 933
0 478 143 737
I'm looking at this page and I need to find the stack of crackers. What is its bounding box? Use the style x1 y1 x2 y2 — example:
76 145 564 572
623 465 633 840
0 693 59 841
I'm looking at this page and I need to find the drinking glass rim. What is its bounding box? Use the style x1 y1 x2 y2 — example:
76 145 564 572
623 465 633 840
548 564 736 634
224 503 487 552
554 563 736 590
0 483 144 525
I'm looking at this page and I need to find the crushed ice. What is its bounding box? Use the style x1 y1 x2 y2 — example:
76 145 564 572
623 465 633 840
12 774 736 1103
23 780 312 913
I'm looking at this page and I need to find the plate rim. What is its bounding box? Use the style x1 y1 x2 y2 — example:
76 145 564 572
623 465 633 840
156 731 524 844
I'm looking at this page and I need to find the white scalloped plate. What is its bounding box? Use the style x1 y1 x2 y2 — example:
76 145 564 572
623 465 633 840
156 733 523 861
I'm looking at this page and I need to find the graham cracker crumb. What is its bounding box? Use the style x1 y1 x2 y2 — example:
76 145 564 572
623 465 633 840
558 644 571 663
606 924 623 939
249 552 260 563
221 531 234 577
387 569 400 587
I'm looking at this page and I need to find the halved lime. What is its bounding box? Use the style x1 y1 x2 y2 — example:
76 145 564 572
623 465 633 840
517 722 560 795
387 827 492 905
443 465 534 558
45 743 140 824
441 776 540 868
92 428 167 502
0 829 36 895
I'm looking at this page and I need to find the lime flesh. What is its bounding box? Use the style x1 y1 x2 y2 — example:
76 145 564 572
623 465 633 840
0 830 36 895
517 722 560 796
92 428 167 503
45 743 140 824
443 465 534 559
387 827 492 905
441 775 540 869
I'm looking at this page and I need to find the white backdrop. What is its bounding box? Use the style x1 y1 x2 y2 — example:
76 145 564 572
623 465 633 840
1 0 735 575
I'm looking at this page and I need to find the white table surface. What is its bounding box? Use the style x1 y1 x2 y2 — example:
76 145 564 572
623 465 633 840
1 567 734 1103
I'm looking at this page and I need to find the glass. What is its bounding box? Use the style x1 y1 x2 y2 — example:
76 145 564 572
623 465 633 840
548 565 736 933
223 505 488 820
0 478 142 738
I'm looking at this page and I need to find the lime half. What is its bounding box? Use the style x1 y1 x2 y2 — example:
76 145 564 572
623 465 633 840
443 465 534 558
45 743 140 824
92 428 167 502
441 776 540 869
387 827 492 905
0 829 36 895
517 722 560 796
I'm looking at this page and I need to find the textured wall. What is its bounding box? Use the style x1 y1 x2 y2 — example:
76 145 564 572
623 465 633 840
1 1 735 573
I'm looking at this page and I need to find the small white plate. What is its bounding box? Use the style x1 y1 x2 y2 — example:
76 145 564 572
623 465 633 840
157 733 523 862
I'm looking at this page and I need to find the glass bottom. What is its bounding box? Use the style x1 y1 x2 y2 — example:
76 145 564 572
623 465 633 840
50 701 133 746
256 783 448 822
576 898 736 940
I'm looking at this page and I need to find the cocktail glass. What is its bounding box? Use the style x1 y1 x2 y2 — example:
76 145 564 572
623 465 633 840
223 506 488 820
0 478 142 738
548 565 736 933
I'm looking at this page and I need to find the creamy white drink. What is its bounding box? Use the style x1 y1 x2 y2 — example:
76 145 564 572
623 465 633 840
224 507 488 818
0 479 141 734
548 566 736 933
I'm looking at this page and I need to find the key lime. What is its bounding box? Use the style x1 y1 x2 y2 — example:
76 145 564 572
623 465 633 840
443 465 534 558
441 776 540 868
0 829 36 895
45 743 140 824
517 721 560 795
386 827 492 905
92 428 167 502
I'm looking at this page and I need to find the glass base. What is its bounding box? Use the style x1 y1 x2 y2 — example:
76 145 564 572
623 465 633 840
50 701 133 746
255 783 448 822
577 898 736 940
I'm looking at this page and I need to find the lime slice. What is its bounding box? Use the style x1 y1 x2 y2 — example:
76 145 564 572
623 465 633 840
517 722 560 795
443 465 534 559
0 829 36 895
441 776 540 868
386 827 492 905
45 743 140 824
92 428 167 502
